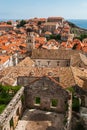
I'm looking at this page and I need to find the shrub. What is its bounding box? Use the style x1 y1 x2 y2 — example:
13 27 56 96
17 20 26 27
66 87 75 95
51 99 58 107
0 104 6 114
72 97 80 112
0 84 21 114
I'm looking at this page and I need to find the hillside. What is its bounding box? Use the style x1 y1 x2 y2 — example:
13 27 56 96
67 21 87 37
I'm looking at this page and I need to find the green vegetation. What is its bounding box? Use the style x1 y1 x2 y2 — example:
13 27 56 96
35 97 41 104
66 87 75 94
72 97 80 112
10 117 14 127
51 99 58 107
68 21 87 40
0 84 21 114
7 21 12 25
66 87 80 112
0 105 6 114
17 20 26 27
75 33 87 41
46 34 61 41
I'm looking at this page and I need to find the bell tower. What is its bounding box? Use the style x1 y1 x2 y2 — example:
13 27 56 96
26 28 35 53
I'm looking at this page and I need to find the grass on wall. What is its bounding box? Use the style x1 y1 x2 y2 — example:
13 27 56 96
0 84 21 114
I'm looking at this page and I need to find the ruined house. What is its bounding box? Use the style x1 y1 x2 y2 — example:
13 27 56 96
23 76 71 130
17 66 87 108
0 48 87 129
24 76 69 113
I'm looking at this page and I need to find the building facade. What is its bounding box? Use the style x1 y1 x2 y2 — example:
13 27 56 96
47 17 64 24
24 76 70 113
43 22 59 33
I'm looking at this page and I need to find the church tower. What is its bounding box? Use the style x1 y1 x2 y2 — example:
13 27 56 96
26 28 35 53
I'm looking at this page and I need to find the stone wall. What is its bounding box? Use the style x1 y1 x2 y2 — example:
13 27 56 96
64 93 72 130
85 96 87 107
73 85 87 107
43 23 58 32
0 87 24 130
24 76 69 113
34 59 70 67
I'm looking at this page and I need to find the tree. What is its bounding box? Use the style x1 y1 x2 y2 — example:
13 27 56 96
48 34 61 41
80 34 87 41
56 34 61 40
0 84 21 114
7 21 12 25
17 20 26 27
74 34 87 41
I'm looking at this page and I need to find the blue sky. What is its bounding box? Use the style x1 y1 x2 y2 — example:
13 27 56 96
0 0 87 20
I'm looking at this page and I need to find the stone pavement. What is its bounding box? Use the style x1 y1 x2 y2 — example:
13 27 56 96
15 109 65 130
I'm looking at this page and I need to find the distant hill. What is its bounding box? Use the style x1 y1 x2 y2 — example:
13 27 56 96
67 20 87 37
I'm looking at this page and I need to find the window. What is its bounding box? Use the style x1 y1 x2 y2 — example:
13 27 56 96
57 61 60 66
51 99 58 107
35 97 41 105
66 60 70 67
38 61 40 66
28 39 31 43
47 61 51 66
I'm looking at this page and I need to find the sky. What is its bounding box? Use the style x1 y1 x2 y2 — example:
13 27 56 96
0 0 87 20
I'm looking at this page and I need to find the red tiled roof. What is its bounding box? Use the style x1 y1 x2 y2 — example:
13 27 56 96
0 55 10 64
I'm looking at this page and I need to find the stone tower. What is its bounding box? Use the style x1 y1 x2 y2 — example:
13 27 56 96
26 28 35 53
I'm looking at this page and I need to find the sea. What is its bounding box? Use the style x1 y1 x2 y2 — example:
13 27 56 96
0 19 87 29
68 19 87 29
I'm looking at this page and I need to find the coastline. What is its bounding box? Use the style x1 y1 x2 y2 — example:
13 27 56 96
68 19 87 30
